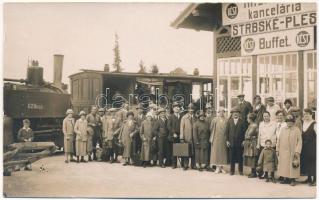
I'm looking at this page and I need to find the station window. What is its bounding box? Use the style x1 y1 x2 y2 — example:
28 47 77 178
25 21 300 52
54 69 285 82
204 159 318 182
217 56 252 112
257 52 298 106
304 50 317 109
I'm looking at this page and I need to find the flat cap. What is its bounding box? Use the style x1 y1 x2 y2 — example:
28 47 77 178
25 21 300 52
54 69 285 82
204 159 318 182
237 94 245 98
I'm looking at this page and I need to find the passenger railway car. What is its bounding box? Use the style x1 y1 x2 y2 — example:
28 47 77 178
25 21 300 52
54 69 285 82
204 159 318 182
69 68 214 114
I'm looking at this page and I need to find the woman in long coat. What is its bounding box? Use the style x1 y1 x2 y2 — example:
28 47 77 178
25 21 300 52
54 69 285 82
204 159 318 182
193 111 210 171
74 111 88 163
119 111 138 165
140 113 156 167
209 108 228 173
276 115 302 186
300 108 316 186
63 109 75 163
243 113 259 178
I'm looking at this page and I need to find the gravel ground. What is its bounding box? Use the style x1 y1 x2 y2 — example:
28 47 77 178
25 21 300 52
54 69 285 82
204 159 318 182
3 155 317 198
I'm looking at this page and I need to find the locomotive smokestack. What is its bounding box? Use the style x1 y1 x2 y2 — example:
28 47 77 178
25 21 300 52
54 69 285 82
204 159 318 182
53 54 64 88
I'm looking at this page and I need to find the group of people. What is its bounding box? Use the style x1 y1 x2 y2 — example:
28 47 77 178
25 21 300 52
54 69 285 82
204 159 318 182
59 94 316 187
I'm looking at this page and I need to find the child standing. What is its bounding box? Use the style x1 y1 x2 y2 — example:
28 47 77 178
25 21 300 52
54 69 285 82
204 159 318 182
257 139 277 183
62 109 75 163
74 111 88 163
17 119 33 170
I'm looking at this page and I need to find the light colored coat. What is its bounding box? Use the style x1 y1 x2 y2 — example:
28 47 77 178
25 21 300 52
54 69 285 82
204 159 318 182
140 119 155 161
74 118 88 141
180 113 195 143
62 117 75 153
276 126 302 178
119 120 138 158
101 115 115 141
209 116 228 165
74 118 88 156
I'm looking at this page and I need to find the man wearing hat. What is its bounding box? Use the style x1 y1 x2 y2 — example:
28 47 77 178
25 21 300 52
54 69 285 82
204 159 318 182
193 110 210 171
180 103 196 170
225 107 246 175
86 106 101 161
147 103 158 120
131 104 146 165
237 94 253 123
266 97 280 123
167 102 183 168
153 108 169 168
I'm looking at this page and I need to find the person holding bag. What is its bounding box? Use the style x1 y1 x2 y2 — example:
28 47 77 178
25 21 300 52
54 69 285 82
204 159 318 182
276 115 302 186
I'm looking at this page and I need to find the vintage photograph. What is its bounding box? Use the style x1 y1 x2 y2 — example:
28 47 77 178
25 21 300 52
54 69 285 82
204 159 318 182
2 1 317 198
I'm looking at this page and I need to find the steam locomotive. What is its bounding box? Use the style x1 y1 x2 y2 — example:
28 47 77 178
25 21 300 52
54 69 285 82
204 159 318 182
3 55 71 148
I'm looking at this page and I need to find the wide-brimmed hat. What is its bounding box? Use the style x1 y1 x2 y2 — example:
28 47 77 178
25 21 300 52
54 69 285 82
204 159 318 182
172 102 180 108
108 108 117 112
126 111 134 118
23 119 30 124
230 107 241 113
157 108 166 114
66 109 74 115
188 103 195 111
79 111 86 116
266 97 275 102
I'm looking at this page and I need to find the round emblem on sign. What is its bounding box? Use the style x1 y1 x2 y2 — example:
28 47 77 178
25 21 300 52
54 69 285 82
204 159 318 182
296 31 311 47
243 38 255 53
226 4 238 19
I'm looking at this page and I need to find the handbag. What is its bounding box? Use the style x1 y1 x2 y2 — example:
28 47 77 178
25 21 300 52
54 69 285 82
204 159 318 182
292 154 300 168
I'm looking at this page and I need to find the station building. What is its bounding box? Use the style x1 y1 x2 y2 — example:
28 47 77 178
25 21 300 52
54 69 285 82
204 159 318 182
172 3 317 113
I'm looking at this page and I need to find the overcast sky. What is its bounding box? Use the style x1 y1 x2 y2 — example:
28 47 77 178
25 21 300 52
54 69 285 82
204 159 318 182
4 3 213 85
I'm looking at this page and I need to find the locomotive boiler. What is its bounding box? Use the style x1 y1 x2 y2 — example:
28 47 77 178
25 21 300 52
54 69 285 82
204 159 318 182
4 55 71 148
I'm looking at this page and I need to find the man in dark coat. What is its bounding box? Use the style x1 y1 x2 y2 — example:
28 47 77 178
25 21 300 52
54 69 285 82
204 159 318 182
167 102 182 169
132 105 146 165
237 94 253 124
225 107 246 175
153 108 169 168
86 106 102 161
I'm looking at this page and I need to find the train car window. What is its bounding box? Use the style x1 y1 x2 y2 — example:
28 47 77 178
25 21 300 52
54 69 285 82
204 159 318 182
72 80 79 100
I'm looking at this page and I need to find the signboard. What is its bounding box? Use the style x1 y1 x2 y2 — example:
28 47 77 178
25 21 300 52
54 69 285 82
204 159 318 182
241 27 314 56
231 12 316 37
222 3 317 25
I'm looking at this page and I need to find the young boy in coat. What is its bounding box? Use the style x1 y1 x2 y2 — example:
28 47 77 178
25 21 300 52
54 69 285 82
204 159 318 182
257 139 277 183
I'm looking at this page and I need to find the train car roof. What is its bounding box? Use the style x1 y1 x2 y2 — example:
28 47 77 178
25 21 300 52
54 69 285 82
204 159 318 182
69 69 213 81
